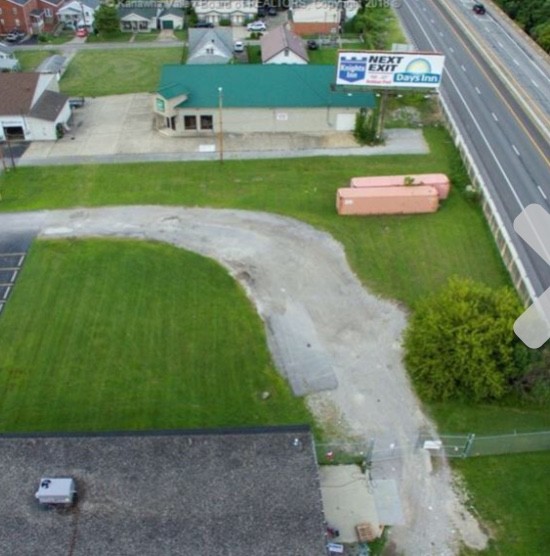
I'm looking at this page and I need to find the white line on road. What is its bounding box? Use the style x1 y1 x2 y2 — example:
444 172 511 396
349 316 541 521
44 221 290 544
461 64 466 71
512 58 519 66
2 287 10 300
430 19 435 23
498 41 504 47
512 144 520 156
491 112 498 121
475 86 481 94
449 47 454 53
531 79 539 89
537 186 548 200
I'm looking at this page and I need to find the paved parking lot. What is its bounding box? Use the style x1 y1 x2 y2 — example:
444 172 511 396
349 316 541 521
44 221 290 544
19 93 428 165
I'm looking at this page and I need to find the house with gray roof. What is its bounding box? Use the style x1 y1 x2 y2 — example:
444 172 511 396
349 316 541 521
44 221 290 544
154 64 374 136
36 54 67 81
187 28 233 64
158 7 184 30
0 42 19 72
0 72 70 141
261 24 308 65
118 1 158 32
0 427 328 555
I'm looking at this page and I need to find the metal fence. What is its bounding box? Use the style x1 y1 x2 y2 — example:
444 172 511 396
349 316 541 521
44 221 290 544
317 430 550 465
418 430 550 459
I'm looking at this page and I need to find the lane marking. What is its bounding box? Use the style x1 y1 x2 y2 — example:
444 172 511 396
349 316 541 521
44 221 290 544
449 46 454 53
428 1 550 167
475 86 481 94
512 58 519 66
491 112 498 121
498 41 504 47
512 144 520 156
538 186 548 200
531 79 539 89
2 287 10 300
461 64 466 71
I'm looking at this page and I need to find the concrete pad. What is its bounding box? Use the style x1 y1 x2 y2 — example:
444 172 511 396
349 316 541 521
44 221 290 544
371 479 405 526
320 465 380 543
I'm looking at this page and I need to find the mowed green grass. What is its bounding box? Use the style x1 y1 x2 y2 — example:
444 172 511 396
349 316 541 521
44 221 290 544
0 128 510 306
59 47 184 96
0 239 313 433
16 50 57 71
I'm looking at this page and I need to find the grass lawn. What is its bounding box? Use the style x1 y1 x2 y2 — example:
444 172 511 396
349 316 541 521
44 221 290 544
0 126 546 553
0 239 313 433
457 452 550 556
85 32 132 43
0 127 509 306
308 42 364 64
60 47 183 96
15 49 57 71
133 31 161 42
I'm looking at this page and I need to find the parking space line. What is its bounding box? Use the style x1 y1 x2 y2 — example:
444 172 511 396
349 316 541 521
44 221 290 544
2 287 11 300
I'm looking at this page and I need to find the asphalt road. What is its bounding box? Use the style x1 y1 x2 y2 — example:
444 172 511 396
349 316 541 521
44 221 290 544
396 0 550 298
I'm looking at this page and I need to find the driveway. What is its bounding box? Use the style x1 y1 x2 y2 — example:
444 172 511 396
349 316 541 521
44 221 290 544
0 206 487 555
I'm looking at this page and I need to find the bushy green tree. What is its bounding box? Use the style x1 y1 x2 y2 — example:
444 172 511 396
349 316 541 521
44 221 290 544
94 5 120 36
404 278 531 401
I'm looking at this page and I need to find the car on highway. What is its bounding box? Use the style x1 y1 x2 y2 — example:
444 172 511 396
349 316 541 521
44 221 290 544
234 40 244 53
5 29 25 42
472 3 486 15
247 21 267 32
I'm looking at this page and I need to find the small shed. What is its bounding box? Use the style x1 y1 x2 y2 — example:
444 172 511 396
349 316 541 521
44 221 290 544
36 55 67 81
35 477 76 505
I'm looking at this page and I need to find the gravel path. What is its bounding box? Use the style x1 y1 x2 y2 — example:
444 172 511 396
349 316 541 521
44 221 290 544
0 206 488 554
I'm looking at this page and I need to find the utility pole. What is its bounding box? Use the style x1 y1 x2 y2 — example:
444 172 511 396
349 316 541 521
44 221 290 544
217 86 224 164
376 90 389 142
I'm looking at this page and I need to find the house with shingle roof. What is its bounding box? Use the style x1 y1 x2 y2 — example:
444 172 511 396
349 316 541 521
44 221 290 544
187 28 233 64
118 1 159 33
0 72 70 141
36 54 67 80
261 24 308 65
154 64 374 136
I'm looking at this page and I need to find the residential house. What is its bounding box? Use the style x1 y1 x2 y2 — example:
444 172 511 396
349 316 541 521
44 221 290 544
193 0 256 27
0 0 63 35
118 1 158 32
158 7 184 30
36 54 67 80
56 0 99 31
0 72 71 140
187 28 233 64
0 41 19 70
154 64 374 135
261 24 308 64
289 0 358 36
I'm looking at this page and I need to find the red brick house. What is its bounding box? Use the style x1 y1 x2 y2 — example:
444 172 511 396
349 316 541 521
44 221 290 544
0 0 64 36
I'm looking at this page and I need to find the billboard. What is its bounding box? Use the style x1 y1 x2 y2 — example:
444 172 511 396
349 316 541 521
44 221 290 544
336 51 445 89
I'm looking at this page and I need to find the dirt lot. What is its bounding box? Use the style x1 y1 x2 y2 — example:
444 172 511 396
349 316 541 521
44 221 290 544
0 206 487 555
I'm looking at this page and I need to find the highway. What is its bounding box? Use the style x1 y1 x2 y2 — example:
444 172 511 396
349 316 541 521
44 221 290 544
395 0 550 298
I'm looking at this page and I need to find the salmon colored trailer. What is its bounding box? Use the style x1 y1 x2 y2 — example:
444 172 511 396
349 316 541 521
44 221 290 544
350 173 451 200
336 186 439 215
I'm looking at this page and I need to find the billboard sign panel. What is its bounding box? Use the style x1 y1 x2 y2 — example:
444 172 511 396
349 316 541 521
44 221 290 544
336 51 445 89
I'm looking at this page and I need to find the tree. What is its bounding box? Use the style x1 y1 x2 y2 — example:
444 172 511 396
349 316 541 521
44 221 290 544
94 5 120 36
404 278 531 401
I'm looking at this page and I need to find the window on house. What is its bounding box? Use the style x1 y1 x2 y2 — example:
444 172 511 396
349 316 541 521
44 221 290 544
166 116 176 130
200 115 213 130
123 21 132 30
139 21 148 30
45 8 52 17
206 47 214 54
0 9 3 15
12 8 17 15
184 116 197 130
15 18 20 26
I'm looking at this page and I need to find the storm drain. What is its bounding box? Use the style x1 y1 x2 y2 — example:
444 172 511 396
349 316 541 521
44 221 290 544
0 252 26 315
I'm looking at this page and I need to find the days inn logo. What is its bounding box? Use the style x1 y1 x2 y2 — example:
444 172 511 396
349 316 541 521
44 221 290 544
394 58 441 85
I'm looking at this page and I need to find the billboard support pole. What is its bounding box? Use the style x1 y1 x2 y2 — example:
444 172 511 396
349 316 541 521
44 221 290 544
376 91 389 142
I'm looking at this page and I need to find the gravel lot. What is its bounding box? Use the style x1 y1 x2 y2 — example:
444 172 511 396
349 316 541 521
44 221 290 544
0 206 488 555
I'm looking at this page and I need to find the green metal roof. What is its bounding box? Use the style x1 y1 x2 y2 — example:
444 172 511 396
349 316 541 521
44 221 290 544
157 65 374 109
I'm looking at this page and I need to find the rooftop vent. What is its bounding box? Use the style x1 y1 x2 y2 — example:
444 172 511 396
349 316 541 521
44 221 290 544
35 477 76 506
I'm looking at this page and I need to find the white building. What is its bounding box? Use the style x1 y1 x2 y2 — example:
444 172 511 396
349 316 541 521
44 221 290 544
193 0 256 26
0 72 71 141
56 0 100 30
0 42 19 72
